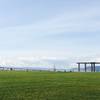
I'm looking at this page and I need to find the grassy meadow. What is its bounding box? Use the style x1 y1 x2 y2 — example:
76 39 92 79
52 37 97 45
0 71 100 100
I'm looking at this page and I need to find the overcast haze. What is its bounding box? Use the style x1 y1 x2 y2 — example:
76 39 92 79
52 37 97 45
0 0 100 68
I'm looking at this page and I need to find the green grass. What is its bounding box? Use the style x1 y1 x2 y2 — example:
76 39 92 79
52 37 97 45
0 71 100 100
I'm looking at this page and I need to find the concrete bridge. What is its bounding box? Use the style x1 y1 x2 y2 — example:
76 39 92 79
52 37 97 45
77 62 100 72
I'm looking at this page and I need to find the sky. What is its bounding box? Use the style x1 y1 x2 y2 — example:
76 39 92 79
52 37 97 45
0 0 100 68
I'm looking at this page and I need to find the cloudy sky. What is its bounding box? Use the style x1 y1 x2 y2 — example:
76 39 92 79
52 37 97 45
0 0 100 68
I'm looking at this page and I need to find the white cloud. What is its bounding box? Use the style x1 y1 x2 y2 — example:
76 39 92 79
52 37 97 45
0 4 100 37
0 1 100 68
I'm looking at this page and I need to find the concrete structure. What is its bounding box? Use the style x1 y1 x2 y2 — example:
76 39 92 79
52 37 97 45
77 62 100 72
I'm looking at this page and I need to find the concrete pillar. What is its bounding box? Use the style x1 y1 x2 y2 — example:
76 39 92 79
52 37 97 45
91 64 93 72
91 63 95 72
94 64 96 72
93 63 95 72
78 63 80 72
84 63 87 72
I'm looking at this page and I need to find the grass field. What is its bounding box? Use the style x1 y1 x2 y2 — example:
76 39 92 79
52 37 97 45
0 71 100 100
